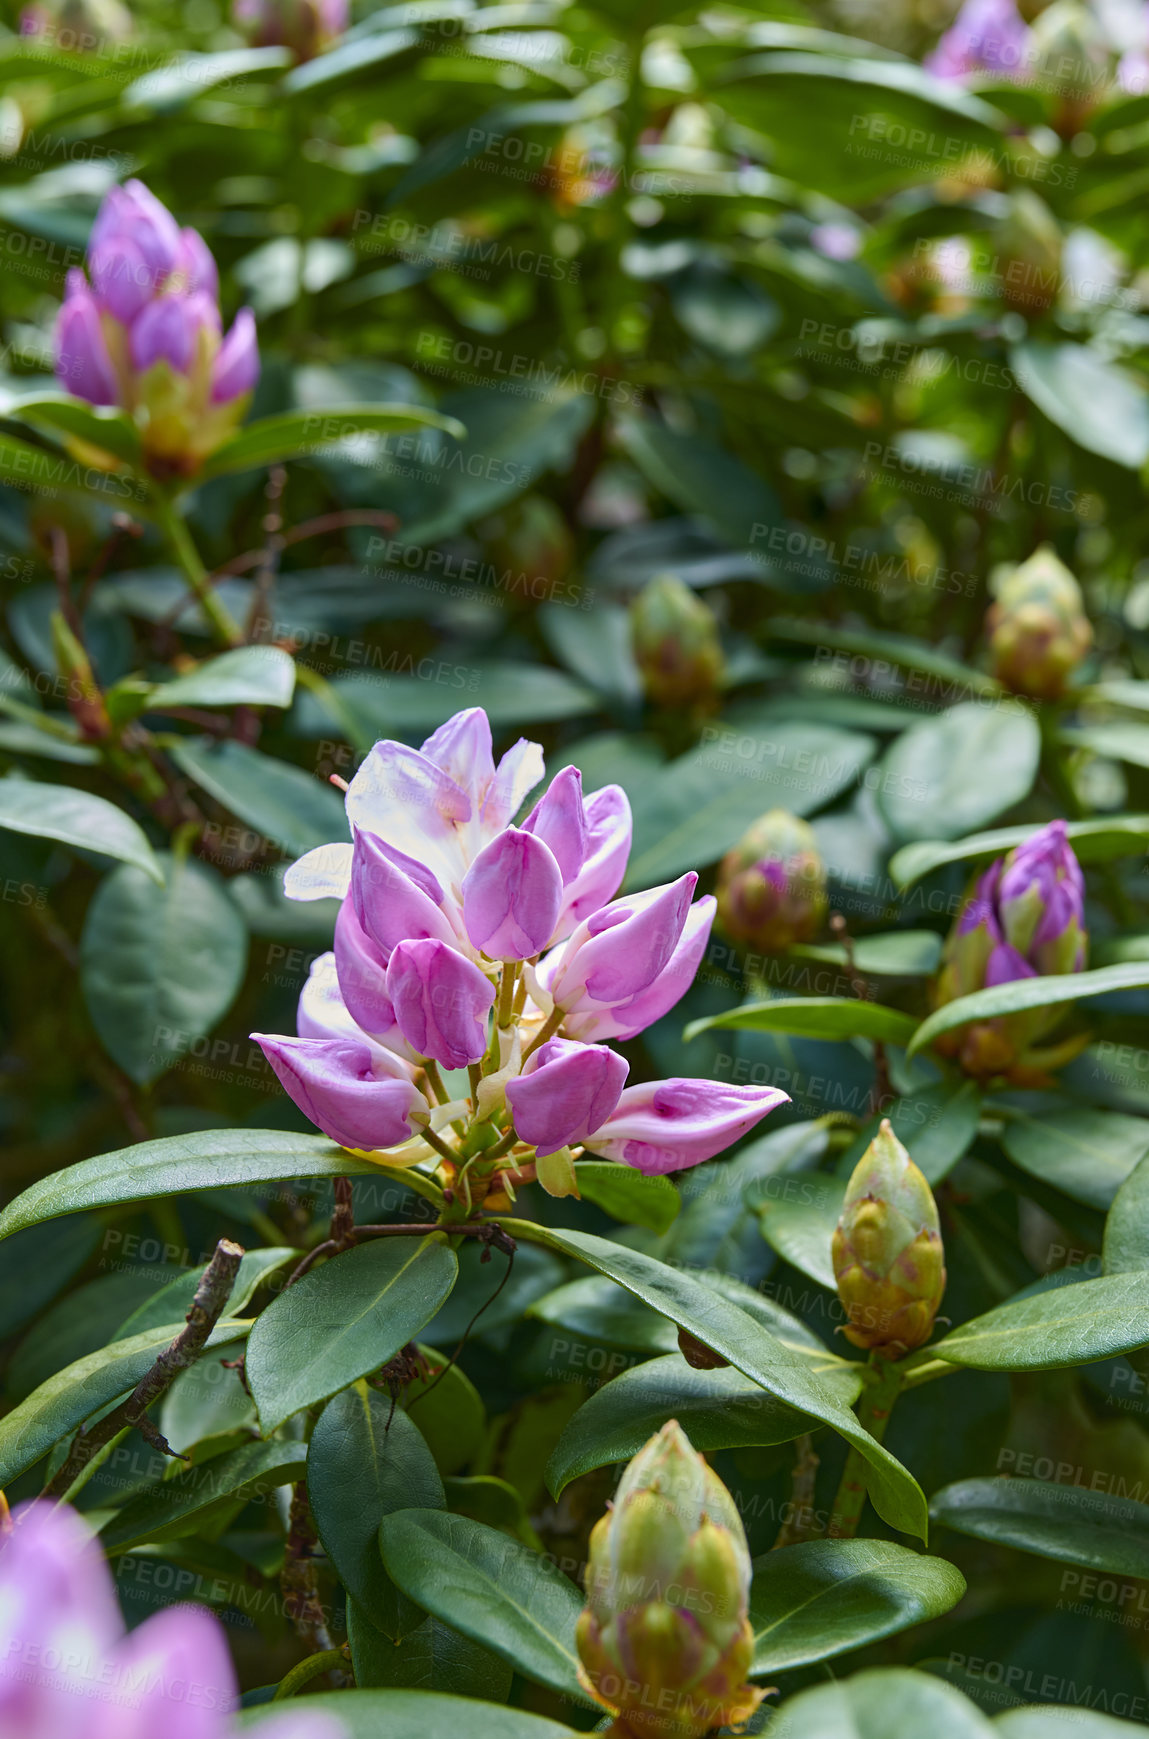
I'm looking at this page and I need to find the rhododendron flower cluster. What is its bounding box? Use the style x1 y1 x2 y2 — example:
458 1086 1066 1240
54 180 258 475
253 709 788 1200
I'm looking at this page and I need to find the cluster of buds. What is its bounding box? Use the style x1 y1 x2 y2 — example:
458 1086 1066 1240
576 1421 764 1739
933 818 1088 1080
715 809 827 955
832 1122 946 1358
254 708 788 1206
986 545 1092 699
0 1501 336 1738
54 180 258 476
20 0 132 45
926 0 1030 80
928 0 1126 124
630 575 725 712
233 0 348 61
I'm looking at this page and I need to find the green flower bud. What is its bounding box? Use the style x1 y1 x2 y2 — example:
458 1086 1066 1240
716 810 828 955
576 1421 764 1739
986 545 1091 699
992 192 1062 316
630 574 724 711
832 1121 946 1358
1028 0 1110 121
480 494 574 598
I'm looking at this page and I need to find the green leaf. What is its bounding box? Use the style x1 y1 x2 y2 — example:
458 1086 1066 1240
1000 1105 1149 1211
749 1540 966 1674
124 46 292 110
1010 342 1149 469
1104 1150 1149 1274
6 394 142 467
80 854 249 1086
114 1246 294 1340
239 1690 576 1737
378 1509 590 1703
345 1595 514 1701
908 964 1149 1060
685 997 917 1046
310 1385 444 1634
99 1438 306 1551
573 1162 680 1233
763 1666 994 1737
930 1477 1149 1577
0 1129 430 1242
148 647 296 712
616 414 784 554
758 1175 845 1289
790 931 943 977
876 703 1040 843
717 52 1007 202
510 1225 926 1540
931 1274 1149 1371
0 780 162 883
995 1707 1144 1736
1060 722 1149 773
624 724 876 889
293 662 599 740
199 406 465 482
246 1238 459 1433
842 1081 983 1187
546 1353 831 1495
398 1347 486 1479
0 1319 249 1487
282 26 419 92
169 737 346 856
889 817 1149 889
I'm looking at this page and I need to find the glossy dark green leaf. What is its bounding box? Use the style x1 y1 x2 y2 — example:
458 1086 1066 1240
931 1477 1149 1577
1104 1150 1149 1274
908 965 1149 1060
310 1384 443 1633
889 817 1149 889
246 1238 458 1433
510 1225 926 1539
876 703 1040 843
7 394 142 467
80 854 248 1086
239 1690 575 1736
0 1320 249 1488
378 1509 590 1702
931 1274 1149 1371
0 780 162 882
148 646 296 712
1000 1106 1149 1211
0 1130 421 1241
124 45 292 110
749 1540 966 1674
1011 342 1149 469
573 1162 680 1232
200 406 465 481
757 1174 845 1288
624 724 876 889
169 737 346 857
766 1666 994 1737
546 1353 830 1494
99 1438 306 1551
345 1595 514 1701
686 997 917 1046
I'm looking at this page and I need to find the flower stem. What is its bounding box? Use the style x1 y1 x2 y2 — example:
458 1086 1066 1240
496 960 519 1030
272 1647 346 1699
522 1005 563 1061
153 493 241 647
828 1354 904 1539
423 1060 450 1105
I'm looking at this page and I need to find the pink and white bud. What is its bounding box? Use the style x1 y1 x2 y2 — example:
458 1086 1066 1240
253 1033 430 1151
586 1079 790 1175
462 826 563 960
505 1037 629 1155
386 938 495 1068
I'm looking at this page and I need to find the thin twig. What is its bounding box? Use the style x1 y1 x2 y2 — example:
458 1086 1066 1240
281 1479 332 1653
46 1239 244 1496
771 1434 821 1548
830 910 892 1113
